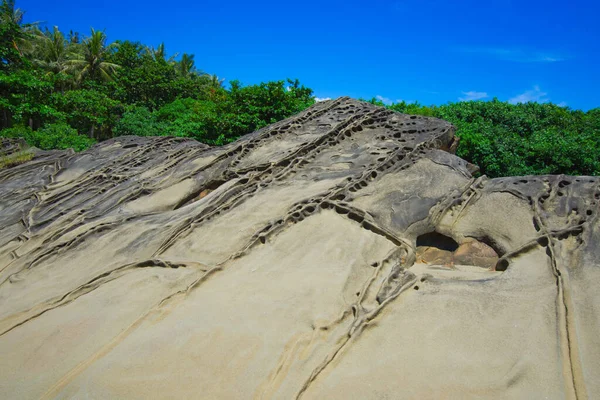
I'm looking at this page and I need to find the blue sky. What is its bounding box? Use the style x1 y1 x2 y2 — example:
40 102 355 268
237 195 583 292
21 0 599 110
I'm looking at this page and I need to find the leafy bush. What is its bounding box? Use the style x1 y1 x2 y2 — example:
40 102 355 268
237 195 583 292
51 90 124 140
437 101 600 177
0 125 32 141
368 98 600 178
1 123 95 151
114 106 164 136
155 98 221 142
152 80 314 145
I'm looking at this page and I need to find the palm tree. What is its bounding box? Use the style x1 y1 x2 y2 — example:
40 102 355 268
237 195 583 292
32 26 69 74
0 0 24 26
0 0 37 67
144 42 177 63
66 28 120 82
67 30 80 44
207 74 225 88
176 53 197 78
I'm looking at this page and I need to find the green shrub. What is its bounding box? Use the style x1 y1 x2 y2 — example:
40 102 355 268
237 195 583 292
114 106 164 137
0 124 96 151
51 90 124 140
35 123 96 151
434 101 600 177
0 125 32 141
155 99 220 142
376 99 600 178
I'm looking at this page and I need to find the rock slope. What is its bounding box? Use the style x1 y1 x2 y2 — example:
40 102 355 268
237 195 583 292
0 98 598 399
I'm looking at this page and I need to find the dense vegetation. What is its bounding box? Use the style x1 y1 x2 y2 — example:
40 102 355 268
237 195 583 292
0 0 314 149
364 99 599 177
1 0 598 178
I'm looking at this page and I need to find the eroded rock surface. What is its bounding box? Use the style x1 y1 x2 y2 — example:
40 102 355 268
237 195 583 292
0 98 598 399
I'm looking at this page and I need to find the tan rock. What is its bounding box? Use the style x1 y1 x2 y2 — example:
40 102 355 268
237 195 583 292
0 98 598 399
454 239 499 269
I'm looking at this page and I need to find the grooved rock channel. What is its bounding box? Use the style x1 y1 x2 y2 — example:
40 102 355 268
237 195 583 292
0 98 599 399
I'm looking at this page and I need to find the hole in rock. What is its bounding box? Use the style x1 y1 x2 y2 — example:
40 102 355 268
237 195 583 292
416 232 459 252
496 259 509 271
558 180 571 188
416 232 503 271
533 217 541 232
537 237 549 247
335 206 349 215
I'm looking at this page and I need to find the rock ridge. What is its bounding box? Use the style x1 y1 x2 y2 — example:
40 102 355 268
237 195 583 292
0 97 598 399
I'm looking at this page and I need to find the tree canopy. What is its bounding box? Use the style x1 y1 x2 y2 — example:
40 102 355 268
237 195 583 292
364 98 599 177
0 0 314 146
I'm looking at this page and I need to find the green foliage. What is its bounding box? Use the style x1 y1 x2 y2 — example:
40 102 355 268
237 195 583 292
105 40 179 109
375 98 600 177
151 79 314 145
51 89 124 139
0 0 33 71
0 68 62 128
0 1 316 153
362 97 436 117
114 105 163 136
435 100 600 177
388 101 436 117
31 26 71 76
226 79 314 130
153 98 226 144
65 28 120 83
1 123 95 151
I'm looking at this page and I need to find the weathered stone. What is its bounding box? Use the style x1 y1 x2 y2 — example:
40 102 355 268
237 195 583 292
454 239 499 269
0 98 598 399
1 137 26 156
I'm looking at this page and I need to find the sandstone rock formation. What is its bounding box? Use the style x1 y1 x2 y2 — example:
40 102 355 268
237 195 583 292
0 98 598 399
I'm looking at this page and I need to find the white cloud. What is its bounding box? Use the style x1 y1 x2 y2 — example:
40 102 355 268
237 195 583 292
376 95 393 105
314 97 332 102
376 96 415 105
458 91 488 101
456 47 567 63
557 101 568 107
508 85 549 104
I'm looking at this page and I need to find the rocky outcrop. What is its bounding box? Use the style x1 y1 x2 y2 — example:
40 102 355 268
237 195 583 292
1 137 26 156
0 98 598 399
